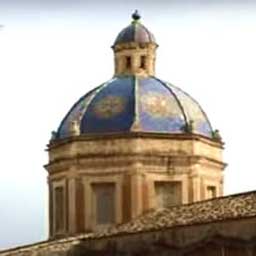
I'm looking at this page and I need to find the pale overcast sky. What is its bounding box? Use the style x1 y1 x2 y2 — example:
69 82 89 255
0 0 256 250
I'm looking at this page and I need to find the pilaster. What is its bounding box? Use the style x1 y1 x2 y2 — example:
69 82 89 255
130 163 144 218
68 178 76 234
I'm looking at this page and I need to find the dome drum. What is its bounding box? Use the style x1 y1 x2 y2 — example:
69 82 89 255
47 127 224 236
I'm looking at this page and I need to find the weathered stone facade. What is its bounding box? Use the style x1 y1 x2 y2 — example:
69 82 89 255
46 133 225 237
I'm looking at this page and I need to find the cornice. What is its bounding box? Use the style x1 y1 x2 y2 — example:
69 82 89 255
48 132 224 150
45 153 226 174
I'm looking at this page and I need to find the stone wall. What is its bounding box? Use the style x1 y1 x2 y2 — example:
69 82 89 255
46 133 225 238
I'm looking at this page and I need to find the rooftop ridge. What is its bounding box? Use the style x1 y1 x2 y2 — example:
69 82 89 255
166 189 256 209
1 190 256 254
97 190 256 238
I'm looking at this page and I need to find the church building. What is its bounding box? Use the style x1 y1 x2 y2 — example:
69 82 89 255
1 11 256 256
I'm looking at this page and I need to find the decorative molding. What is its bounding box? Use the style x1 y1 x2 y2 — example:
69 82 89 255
48 132 224 150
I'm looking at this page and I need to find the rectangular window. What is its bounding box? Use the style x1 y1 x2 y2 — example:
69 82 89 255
92 183 115 225
140 55 146 69
54 186 64 232
126 56 131 69
155 181 182 208
207 186 216 199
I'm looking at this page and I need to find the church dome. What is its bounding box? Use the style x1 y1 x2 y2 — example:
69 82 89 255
56 76 213 139
54 12 215 141
113 10 157 46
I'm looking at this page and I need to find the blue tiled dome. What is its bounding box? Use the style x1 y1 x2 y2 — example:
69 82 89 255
56 76 213 139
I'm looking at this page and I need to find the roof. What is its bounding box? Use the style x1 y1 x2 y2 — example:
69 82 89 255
113 11 156 46
1 191 255 255
56 76 213 140
96 190 256 238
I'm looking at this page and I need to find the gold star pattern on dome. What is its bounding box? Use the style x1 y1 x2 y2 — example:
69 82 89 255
93 96 126 119
141 92 182 118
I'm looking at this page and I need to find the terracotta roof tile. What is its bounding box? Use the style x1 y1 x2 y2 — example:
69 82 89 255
96 190 256 238
1 191 256 255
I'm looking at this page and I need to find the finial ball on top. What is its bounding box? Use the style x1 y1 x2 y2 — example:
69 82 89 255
132 10 141 21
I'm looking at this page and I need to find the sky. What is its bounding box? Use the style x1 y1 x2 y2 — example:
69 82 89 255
0 0 256 250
